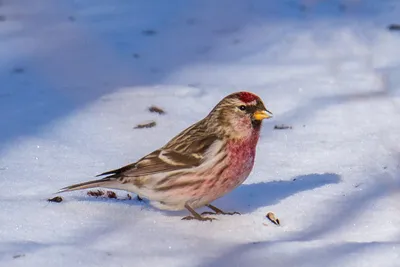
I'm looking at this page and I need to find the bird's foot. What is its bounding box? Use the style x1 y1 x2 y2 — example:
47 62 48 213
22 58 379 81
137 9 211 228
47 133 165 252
181 215 216 222
203 204 241 216
201 211 240 216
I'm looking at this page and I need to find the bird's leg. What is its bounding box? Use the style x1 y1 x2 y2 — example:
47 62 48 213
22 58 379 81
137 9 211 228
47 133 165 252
182 203 216 221
201 204 241 216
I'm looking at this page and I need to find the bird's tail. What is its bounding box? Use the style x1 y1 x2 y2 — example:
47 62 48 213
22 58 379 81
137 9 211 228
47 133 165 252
58 177 118 193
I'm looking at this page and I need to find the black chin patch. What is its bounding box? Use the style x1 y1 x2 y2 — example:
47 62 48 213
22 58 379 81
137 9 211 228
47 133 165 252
252 119 262 129
244 100 266 129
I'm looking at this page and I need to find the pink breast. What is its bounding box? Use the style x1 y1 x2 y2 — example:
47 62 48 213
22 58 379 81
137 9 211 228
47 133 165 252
186 130 261 208
224 137 258 185
207 131 260 196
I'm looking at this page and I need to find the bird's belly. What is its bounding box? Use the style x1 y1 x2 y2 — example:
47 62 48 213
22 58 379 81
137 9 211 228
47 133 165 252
149 138 258 210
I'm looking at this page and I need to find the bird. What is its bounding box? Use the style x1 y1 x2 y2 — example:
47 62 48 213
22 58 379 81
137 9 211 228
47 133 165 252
59 91 273 221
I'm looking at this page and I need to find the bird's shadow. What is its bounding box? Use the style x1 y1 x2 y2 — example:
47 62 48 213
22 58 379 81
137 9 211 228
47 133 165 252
211 173 340 213
71 173 340 215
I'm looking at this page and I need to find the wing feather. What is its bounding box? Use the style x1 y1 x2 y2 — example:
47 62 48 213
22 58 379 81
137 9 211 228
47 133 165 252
97 134 220 178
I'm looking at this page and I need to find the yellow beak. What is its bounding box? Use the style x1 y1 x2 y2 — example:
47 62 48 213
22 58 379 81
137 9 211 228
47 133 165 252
253 109 273 120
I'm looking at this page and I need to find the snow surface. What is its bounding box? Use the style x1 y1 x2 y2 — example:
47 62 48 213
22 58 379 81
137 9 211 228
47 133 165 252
1 0 400 266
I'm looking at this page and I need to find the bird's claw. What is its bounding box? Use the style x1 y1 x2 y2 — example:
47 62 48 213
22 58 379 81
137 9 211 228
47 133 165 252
181 215 216 222
201 211 241 216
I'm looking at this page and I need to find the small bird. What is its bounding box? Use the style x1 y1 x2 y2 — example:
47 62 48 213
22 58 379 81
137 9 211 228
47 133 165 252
59 92 272 221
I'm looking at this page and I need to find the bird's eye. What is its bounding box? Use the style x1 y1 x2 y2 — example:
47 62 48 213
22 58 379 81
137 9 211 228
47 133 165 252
238 105 246 111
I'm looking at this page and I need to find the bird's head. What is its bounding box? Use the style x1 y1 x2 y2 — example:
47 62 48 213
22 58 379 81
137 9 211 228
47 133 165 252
208 91 273 138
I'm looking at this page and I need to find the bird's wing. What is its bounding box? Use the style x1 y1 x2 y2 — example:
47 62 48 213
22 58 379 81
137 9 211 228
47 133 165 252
97 135 220 178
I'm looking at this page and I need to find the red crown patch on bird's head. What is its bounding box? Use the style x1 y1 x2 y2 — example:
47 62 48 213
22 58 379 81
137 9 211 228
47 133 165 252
238 92 258 103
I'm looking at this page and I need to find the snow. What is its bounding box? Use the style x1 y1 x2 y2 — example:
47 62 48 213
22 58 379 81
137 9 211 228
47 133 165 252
1 0 400 266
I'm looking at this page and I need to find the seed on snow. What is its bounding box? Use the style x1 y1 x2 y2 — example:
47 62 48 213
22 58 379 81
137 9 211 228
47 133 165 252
266 212 280 226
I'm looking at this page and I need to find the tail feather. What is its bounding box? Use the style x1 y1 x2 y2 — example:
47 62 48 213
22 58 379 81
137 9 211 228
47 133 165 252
58 177 117 193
